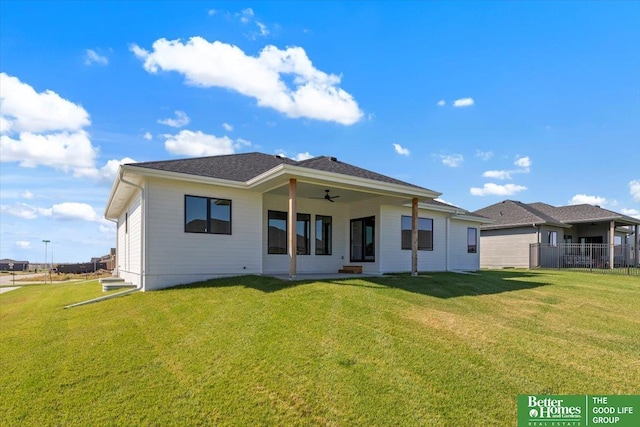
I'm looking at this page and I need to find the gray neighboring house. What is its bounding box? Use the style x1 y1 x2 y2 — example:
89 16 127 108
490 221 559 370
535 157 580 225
473 200 640 268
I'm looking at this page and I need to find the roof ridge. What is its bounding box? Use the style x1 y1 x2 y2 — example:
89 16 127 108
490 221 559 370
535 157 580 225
132 151 263 166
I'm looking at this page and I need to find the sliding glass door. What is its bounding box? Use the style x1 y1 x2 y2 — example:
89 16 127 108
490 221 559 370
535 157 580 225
350 216 375 262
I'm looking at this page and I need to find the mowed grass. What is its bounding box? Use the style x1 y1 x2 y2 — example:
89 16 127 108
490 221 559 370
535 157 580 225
1 271 638 426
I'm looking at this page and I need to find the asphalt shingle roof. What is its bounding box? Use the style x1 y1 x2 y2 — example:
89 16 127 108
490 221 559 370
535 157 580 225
530 202 639 224
473 200 567 229
131 152 297 182
130 152 432 191
474 200 640 229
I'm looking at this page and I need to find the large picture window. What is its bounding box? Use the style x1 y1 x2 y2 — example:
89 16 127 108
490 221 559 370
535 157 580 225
467 228 477 253
268 211 311 255
401 216 433 251
185 195 232 234
315 215 332 255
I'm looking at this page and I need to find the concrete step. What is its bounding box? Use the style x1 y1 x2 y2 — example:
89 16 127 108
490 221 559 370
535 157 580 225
99 277 125 283
100 277 136 292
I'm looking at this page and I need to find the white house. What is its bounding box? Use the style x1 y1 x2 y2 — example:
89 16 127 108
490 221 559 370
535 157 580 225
104 153 489 291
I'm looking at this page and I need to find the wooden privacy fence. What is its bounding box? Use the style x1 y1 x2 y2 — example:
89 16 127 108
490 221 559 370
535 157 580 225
530 243 639 276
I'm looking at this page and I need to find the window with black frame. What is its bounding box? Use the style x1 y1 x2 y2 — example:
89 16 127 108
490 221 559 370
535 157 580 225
401 216 433 250
467 227 477 253
184 195 231 234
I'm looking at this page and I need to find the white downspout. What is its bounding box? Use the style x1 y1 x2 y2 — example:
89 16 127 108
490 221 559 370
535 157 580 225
445 216 451 271
119 169 145 291
105 217 118 276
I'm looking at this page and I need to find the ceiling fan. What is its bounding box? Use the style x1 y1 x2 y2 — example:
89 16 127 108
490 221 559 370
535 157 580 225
323 189 340 202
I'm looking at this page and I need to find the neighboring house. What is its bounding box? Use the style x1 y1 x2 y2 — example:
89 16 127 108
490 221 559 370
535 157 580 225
104 152 489 291
0 259 29 271
473 200 640 269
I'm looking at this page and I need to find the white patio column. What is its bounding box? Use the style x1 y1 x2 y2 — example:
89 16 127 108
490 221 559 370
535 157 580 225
288 178 297 278
411 197 418 276
609 220 615 269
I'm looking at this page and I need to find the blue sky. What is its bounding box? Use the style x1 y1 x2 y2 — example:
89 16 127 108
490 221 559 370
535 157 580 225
1 1 639 263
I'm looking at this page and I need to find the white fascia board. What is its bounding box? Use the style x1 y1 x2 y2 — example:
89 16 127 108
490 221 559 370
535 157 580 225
248 164 441 199
414 202 463 214
104 166 124 218
105 165 248 219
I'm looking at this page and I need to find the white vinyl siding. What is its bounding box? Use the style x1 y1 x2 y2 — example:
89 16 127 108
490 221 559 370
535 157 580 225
143 178 262 290
378 205 448 273
448 220 480 271
118 194 142 286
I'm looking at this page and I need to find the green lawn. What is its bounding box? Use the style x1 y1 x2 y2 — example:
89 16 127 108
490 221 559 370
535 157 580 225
1 270 638 426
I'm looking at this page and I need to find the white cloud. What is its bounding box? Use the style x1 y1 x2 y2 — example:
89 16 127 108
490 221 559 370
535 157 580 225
621 208 640 219
99 157 137 182
629 179 640 202
1 130 97 172
208 9 217 16
440 154 464 168
2 201 105 223
239 8 254 23
293 152 313 161
41 202 102 222
476 150 493 161
0 73 90 134
437 100 446 107
222 122 234 132
0 203 39 219
514 156 531 171
273 150 313 161
143 132 153 140
470 183 527 196
453 97 474 108
568 194 607 206
481 155 531 181
84 49 109 66
434 197 460 207
482 170 512 180
158 110 190 128
16 241 31 249
256 22 270 37
73 157 136 182
163 130 250 157
0 74 104 177
20 190 34 199
393 143 410 156
131 37 363 125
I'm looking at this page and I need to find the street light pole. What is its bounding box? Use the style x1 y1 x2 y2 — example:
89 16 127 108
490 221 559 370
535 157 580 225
42 239 50 284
